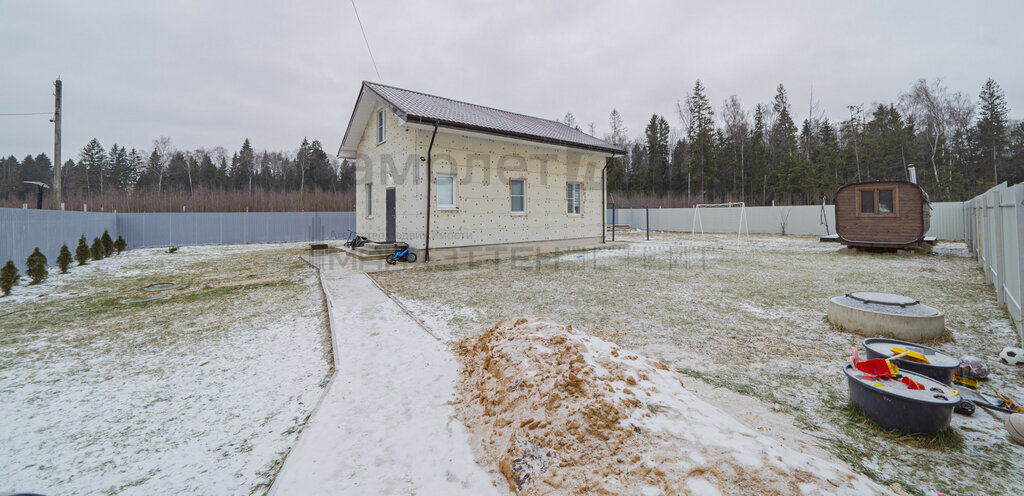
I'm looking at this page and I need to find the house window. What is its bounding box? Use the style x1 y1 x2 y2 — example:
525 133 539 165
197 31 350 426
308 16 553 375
437 174 455 209
860 190 874 214
376 108 386 144
365 183 373 217
510 179 525 215
567 182 582 215
878 190 894 214
858 187 897 215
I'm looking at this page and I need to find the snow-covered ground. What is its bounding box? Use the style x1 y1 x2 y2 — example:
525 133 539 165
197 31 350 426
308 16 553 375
270 260 502 495
0 243 331 495
373 232 1024 495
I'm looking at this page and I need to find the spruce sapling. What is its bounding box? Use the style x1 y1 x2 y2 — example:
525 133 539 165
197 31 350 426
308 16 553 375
26 247 47 284
57 245 72 273
91 237 105 261
102 230 115 257
0 260 18 296
114 236 127 254
75 235 90 265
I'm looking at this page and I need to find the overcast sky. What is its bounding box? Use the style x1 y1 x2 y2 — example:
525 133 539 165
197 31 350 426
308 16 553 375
1 0 1022 160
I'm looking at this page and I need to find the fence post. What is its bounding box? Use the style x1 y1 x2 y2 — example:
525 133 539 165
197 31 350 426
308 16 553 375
1017 185 1024 344
984 194 993 281
994 190 1006 305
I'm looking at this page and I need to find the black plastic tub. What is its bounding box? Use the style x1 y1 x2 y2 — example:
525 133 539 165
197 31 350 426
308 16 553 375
863 338 958 384
844 364 960 434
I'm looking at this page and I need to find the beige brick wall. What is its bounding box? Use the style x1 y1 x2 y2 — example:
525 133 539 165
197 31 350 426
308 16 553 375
354 101 607 250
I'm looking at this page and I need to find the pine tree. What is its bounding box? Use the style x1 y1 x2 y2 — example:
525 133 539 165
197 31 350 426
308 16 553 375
687 80 715 199
75 235 90 265
91 237 105 261
114 236 127 254
77 138 107 196
165 152 190 192
644 115 671 195
230 139 256 191
749 104 771 204
107 145 132 191
0 260 18 296
770 85 801 203
977 78 1009 184
57 245 72 273
26 247 47 284
126 148 144 189
102 230 115 256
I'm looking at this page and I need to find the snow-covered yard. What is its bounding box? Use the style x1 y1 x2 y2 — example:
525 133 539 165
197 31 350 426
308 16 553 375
0 243 331 495
373 232 1024 495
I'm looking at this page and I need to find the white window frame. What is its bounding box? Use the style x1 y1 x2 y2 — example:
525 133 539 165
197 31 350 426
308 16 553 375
437 174 456 210
510 178 526 215
365 183 373 218
376 108 386 144
567 182 582 216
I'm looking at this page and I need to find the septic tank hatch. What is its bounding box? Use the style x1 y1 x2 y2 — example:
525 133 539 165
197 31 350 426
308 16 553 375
828 291 945 340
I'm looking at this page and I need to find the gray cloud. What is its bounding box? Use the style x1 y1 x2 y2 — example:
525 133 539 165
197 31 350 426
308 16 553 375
1 0 1021 160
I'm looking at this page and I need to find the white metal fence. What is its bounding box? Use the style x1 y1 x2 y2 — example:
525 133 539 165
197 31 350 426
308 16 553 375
606 201 966 240
964 182 1024 344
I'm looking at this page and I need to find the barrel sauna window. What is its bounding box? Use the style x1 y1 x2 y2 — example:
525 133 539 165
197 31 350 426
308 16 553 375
856 185 898 217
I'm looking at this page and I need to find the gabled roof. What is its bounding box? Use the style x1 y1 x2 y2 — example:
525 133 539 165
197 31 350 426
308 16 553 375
337 81 626 158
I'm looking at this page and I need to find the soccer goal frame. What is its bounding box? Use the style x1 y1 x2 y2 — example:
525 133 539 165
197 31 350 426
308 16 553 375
690 202 751 239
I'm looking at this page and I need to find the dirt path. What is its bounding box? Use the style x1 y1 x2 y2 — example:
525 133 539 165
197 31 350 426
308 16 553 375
269 259 502 495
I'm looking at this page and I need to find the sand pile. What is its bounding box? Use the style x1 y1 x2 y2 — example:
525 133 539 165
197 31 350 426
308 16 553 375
454 316 887 495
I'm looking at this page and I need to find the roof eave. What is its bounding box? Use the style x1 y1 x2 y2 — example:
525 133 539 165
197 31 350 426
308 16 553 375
404 115 625 155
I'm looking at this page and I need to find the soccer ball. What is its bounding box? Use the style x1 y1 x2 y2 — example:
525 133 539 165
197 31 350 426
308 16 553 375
1000 347 1024 365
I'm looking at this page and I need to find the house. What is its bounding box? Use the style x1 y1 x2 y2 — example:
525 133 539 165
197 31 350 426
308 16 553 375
337 82 626 262
834 179 932 249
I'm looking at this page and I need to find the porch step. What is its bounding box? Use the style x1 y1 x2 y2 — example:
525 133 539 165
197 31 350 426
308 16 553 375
606 224 632 232
337 240 401 261
340 245 392 261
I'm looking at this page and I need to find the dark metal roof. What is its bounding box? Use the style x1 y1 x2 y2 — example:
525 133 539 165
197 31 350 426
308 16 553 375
359 82 626 155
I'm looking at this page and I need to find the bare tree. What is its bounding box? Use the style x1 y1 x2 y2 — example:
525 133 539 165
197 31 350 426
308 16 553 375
721 95 749 200
897 78 971 184
842 105 864 181
946 91 976 182
561 112 579 130
153 137 172 194
607 109 627 145
675 96 691 131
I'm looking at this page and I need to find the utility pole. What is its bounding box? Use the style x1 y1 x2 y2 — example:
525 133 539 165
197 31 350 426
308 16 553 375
52 78 62 208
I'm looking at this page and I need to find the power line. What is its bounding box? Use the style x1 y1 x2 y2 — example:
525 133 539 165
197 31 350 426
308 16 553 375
350 0 382 82
0 111 52 116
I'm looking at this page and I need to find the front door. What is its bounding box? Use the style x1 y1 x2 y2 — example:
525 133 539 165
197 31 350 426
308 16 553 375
385 188 396 242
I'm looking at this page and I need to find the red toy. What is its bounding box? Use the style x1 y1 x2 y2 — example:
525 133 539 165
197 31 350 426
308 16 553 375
901 376 924 390
851 347 900 379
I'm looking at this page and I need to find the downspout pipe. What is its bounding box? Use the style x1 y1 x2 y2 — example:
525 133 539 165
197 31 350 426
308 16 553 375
424 122 439 262
601 154 616 244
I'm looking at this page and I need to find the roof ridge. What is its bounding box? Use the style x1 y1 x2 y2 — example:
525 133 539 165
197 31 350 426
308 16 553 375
363 81 601 139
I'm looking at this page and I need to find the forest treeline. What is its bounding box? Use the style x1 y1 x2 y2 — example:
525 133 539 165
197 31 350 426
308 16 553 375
3 77 1022 211
0 137 355 211
593 77 1022 205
